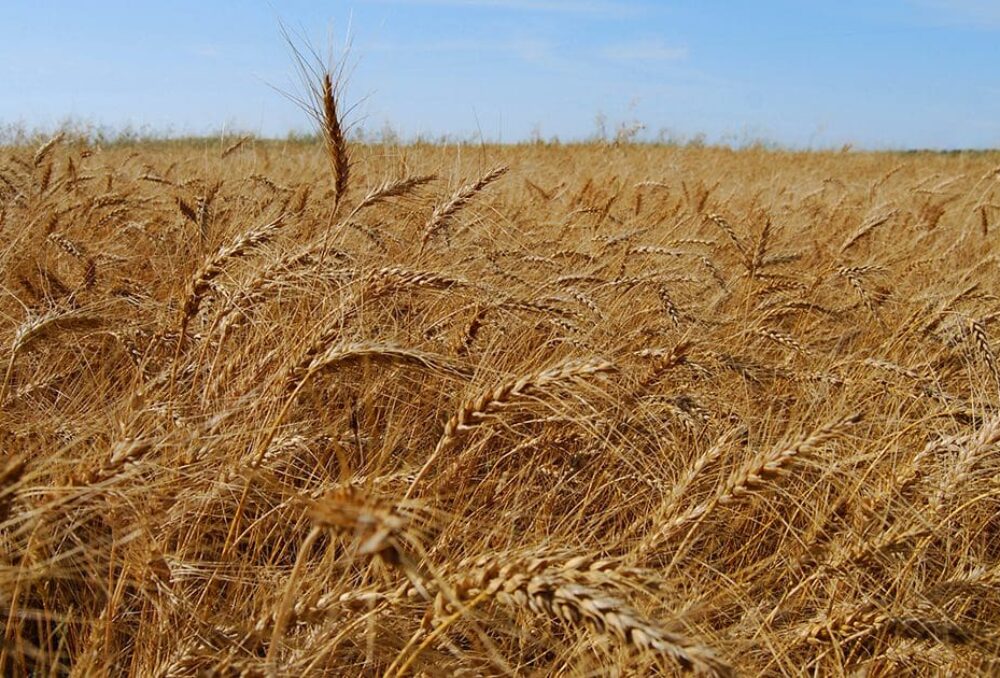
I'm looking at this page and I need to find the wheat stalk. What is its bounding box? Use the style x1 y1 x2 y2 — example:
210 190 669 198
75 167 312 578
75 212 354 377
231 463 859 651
419 166 508 252
647 413 862 549
405 357 615 497
179 216 285 327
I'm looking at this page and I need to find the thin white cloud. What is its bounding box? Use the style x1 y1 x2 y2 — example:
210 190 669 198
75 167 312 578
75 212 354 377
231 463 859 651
602 39 688 62
370 0 635 14
910 0 1000 28
364 38 553 62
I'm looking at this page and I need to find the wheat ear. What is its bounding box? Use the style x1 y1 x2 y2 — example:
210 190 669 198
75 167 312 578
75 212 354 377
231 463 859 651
404 357 615 497
648 413 862 547
419 166 508 253
423 555 732 676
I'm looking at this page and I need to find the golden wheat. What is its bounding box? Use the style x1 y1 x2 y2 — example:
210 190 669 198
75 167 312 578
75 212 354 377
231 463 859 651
2 90 1000 675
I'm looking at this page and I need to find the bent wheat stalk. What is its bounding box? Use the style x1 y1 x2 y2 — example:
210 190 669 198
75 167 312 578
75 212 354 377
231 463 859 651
344 174 436 221
179 216 285 329
417 554 731 676
223 343 459 559
419 166 508 253
404 357 615 497
640 412 862 562
1 309 102 402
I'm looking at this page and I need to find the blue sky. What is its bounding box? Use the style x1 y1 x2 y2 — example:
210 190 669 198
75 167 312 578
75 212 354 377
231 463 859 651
2 1 999 148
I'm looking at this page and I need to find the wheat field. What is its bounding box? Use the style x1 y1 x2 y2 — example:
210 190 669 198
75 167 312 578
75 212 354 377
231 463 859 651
2 82 1000 676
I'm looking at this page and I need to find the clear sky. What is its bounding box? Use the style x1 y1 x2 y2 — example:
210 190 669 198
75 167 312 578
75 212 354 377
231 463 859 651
2 1 999 149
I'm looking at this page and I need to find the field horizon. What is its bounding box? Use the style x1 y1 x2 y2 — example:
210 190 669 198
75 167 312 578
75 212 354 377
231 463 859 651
6 124 1000 155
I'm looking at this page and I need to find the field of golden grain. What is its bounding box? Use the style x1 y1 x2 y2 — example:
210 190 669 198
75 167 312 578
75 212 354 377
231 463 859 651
2 114 1000 675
